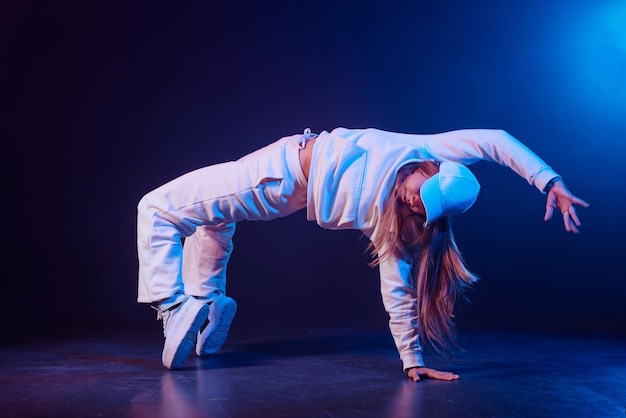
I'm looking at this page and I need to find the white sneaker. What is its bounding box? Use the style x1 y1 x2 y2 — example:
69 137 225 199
156 296 210 369
196 295 237 356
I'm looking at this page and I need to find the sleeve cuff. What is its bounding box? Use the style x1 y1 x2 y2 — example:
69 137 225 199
542 176 562 194
534 168 561 193
401 352 425 371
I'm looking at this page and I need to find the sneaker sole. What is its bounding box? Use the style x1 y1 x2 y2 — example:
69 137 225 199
197 298 237 356
163 302 210 370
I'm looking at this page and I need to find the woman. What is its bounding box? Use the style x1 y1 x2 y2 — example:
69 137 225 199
137 127 588 381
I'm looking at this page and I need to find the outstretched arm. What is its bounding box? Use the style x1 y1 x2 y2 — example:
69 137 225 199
422 129 559 191
421 129 590 232
543 179 590 233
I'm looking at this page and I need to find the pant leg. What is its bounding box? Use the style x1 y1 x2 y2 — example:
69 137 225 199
181 223 235 299
137 134 308 303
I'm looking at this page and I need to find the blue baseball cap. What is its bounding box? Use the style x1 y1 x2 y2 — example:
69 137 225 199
419 161 480 227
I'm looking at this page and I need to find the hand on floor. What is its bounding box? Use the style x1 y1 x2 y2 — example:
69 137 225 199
407 367 460 382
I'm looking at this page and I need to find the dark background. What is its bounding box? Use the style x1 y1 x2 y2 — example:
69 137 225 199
3 0 625 340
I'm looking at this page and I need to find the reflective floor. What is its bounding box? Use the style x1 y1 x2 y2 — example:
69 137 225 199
1 327 625 417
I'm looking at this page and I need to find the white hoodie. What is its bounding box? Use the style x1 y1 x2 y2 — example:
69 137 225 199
306 127 558 370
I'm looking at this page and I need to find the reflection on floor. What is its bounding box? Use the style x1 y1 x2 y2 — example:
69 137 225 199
1 327 625 417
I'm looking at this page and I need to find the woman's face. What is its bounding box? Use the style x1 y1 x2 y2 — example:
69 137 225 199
400 170 430 217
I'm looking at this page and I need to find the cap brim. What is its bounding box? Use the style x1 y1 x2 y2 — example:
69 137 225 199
419 173 441 225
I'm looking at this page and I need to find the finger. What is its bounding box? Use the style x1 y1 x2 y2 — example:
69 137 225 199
563 210 580 234
427 370 460 381
566 207 581 233
407 369 421 382
569 219 580 234
569 207 582 227
439 374 459 381
562 211 572 233
572 197 590 208
544 204 555 222
434 374 459 381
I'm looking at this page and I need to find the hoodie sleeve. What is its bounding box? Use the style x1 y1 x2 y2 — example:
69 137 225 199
424 129 559 192
378 248 425 370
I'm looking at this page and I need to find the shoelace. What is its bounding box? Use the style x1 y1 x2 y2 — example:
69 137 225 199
151 301 184 335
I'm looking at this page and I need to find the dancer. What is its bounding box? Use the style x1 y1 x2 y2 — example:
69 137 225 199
137 127 588 381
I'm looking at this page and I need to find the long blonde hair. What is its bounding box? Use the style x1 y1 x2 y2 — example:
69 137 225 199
368 161 478 354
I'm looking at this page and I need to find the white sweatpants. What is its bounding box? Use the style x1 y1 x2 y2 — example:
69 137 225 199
136 132 312 303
